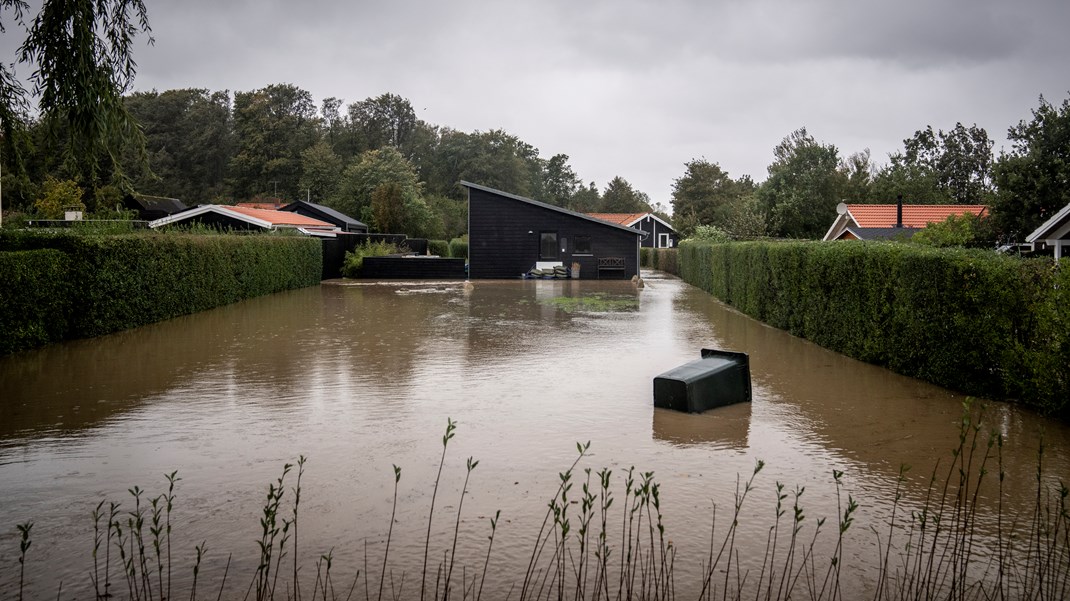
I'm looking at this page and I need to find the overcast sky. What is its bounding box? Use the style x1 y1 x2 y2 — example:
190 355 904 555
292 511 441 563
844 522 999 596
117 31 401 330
4 0 1069 205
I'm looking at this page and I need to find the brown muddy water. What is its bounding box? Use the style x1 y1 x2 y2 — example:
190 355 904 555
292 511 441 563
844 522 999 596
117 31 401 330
1 272 1068 599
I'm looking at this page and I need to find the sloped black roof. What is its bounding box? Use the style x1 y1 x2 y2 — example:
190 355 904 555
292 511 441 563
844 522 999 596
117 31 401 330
848 226 917 241
126 193 187 214
280 200 367 230
460 181 644 236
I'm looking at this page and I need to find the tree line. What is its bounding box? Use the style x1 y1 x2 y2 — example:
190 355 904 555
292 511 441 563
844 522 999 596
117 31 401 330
2 0 1067 243
670 95 1070 243
3 84 658 239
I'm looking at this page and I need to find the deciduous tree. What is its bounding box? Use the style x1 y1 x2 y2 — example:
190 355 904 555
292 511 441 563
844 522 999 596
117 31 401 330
758 128 844 238
991 94 1070 240
19 0 153 195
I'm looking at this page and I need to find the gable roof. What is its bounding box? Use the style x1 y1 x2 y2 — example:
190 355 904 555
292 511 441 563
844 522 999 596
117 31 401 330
149 204 338 233
280 200 367 230
461 181 644 236
823 203 988 241
587 212 676 232
1025 201 1070 243
125 193 187 214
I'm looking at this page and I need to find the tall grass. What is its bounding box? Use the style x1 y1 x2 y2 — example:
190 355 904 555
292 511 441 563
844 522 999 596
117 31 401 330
7 408 1069 600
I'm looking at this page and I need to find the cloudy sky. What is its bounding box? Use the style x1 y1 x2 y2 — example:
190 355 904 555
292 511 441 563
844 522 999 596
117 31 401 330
4 0 1069 205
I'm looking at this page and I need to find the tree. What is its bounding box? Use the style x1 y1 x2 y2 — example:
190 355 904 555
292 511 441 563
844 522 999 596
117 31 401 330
19 0 153 195
541 153 579 207
1 0 30 178
228 84 318 200
334 146 423 225
568 181 601 213
33 176 83 218
991 94 1070 240
124 88 233 202
347 93 418 155
871 123 994 204
910 212 985 248
839 149 874 203
599 176 650 213
758 128 844 238
299 141 343 203
671 159 750 236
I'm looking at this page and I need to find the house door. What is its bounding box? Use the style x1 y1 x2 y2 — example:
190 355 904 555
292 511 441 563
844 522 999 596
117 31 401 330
540 232 559 260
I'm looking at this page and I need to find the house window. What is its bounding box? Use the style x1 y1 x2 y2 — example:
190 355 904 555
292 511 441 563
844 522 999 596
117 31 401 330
540 232 558 260
574 236 592 255
658 233 671 248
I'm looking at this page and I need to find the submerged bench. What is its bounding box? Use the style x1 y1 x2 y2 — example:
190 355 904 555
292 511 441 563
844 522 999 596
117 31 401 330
653 349 752 413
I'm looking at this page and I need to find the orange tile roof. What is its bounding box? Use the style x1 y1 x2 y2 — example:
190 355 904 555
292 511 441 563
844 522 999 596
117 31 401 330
226 205 335 228
848 204 987 228
237 202 285 210
586 212 648 226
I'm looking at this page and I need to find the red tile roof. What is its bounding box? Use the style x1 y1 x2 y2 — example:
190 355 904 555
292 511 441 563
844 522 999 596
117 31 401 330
586 212 648 226
847 204 987 228
226 205 335 228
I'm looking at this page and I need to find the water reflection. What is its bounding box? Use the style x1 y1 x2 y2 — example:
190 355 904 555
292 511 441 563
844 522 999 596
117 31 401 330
1 272 1067 600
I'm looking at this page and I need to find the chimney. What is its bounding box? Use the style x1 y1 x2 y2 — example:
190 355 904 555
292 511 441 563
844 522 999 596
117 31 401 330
896 194 903 228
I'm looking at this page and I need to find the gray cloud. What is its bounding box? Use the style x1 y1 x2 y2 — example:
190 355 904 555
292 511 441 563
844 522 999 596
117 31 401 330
3 0 1068 202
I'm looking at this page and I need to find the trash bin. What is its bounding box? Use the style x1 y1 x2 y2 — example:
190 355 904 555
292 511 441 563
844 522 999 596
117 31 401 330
653 349 751 413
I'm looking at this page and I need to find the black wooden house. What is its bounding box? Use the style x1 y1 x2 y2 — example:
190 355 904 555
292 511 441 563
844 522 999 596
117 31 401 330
464 181 643 279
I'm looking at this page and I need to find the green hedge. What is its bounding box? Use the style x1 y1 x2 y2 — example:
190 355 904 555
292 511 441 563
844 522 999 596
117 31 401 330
448 237 468 259
428 239 450 257
0 231 322 351
679 240 1069 415
0 249 72 354
640 248 679 275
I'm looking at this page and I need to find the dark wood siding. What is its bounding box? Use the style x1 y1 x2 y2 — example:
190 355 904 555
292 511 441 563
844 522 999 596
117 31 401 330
634 215 679 248
468 187 640 279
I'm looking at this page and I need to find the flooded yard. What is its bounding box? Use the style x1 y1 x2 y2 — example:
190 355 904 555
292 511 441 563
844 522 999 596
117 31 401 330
2 272 1067 599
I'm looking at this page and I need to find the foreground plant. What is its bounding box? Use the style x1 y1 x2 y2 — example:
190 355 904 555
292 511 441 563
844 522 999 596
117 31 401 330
7 404 1069 601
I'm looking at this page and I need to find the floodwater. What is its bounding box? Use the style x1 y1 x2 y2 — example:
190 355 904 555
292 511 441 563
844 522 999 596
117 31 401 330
1 272 1067 600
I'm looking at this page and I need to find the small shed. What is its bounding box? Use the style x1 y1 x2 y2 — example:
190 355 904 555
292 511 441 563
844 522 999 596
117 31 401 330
464 182 643 279
280 200 369 233
1025 202 1070 260
588 212 678 248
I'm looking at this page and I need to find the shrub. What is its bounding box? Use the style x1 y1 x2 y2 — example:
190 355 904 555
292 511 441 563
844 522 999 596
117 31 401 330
448 236 468 259
678 240 1069 414
428 239 450 257
342 240 404 277
0 249 71 354
0 230 322 350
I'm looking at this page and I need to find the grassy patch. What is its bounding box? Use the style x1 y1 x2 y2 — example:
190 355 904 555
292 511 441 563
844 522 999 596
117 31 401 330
539 292 639 313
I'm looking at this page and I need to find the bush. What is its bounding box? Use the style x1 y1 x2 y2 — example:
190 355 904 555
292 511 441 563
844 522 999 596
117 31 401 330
342 240 404 277
0 249 71 354
0 230 322 350
428 239 450 257
448 236 468 259
678 240 1069 414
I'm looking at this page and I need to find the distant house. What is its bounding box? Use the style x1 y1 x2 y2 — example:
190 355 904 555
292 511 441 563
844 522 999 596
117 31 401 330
822 202 988 242
1025 202 1070 259
148 205 340 236
463 181 643 279
280 200 369 233
587 212 678 248
123 193 188 220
